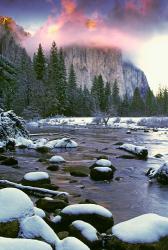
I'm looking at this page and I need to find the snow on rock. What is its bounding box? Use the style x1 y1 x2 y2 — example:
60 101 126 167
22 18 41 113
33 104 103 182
0 237 52 250
60 204 113 232
71 220 98 242
61 237 90 250
90 167 114 181
0 188 34 222
95 159 112 167
24 172 49 182
15 137 35 149
119 143 148 159
20 215 59 246
34 138 48 148
49 155 65 163
150 162 168 184
46 138 78 149
112 213 168 244
0 110 29 141
62 204 112 218
94 167 112 173
34 207 46 218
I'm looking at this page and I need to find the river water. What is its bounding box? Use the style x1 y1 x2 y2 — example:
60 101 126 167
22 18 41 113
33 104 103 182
1 127 168 223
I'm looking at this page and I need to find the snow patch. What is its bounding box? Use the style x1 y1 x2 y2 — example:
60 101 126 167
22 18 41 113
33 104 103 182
112 213 168 243
94 167 112 173
0 237 52 250
72 220 98 241
62 204 112 218
24 172 49 182
0 188 34 222
96 159 112 167
49 155 65 163
34 207 46 218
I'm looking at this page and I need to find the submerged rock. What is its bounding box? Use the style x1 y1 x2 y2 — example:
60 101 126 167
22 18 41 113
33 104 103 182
36 197 68 212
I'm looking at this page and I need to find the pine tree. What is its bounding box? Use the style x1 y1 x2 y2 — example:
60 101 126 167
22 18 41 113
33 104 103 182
66 64 77 115
119 93 130 116
131 87 144 116
145 88 157 116
112 80 120 106
33 44 46 80
57 48 67 114
104 82 112 112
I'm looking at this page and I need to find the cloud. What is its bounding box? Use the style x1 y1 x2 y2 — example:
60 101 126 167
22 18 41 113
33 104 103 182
23 0 168 56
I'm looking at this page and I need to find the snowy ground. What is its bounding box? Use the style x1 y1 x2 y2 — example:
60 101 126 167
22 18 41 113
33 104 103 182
27 117 168 130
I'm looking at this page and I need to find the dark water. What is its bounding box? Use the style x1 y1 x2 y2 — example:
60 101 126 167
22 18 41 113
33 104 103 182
1 127 168 223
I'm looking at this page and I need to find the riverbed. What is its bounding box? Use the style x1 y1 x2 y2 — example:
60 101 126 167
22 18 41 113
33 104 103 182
1 127 168 224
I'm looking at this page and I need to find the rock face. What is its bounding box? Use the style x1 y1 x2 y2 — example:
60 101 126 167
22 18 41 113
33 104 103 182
64 46 149 97
123 62 149 98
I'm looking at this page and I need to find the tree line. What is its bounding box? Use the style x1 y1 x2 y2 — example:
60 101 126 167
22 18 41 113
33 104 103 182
0 42 168 118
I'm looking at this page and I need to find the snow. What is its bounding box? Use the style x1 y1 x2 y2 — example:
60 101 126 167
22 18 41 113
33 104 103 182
49 155 65 163
95 159 112 167
0 188 34 222
0 180 69 197
119 143 148 155
61 237 90 250
15 136 35 149
20 215 59 245
0 141 6 148
112 213 168 243
62 204 112 218
52 215 62 223
35 116 168 130
46 138 78 149
71 220 98 241
24 172 49 181
35 138 48 148
94 167 112 173
34 207 46 218
0 237 52 250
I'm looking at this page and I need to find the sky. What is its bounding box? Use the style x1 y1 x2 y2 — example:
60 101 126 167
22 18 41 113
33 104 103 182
1 0 168 93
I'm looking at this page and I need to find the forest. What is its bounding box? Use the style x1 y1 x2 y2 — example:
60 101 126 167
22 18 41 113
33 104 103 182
1 42 168 119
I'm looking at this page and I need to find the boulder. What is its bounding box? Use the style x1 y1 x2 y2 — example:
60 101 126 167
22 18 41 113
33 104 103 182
70 171 88 177
119 143 148 159
1 156 18 166
47 164 59 171
69 220 101 249
90 167 114 181
0 237 53 250
49 155 65 164
0 188 34 237
156 162 168 184
22 172 51 187
0 220 19 238
36 146 50 154
36 197 68 212
108 213 168 250
46 138 78 149
58 204 113 233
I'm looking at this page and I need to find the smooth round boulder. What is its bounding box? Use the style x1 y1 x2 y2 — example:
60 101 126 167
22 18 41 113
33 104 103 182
49 155 65 164
90 167 114 181
108 213 168 250
22 172 51 187
59 204 114 233
0 188 34 238
69 220 101 249
36 197 68 212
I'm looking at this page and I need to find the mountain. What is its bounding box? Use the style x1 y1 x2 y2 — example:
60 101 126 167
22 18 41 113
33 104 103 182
64 46 149 97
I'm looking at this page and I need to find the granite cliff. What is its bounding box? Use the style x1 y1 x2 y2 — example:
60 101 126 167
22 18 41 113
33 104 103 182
64 46 149 97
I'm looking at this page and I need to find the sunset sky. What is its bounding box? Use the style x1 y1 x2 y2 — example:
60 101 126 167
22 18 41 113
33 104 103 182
1 0 168 92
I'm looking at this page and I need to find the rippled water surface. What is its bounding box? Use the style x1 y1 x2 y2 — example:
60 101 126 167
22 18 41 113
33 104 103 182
1 127 168 223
